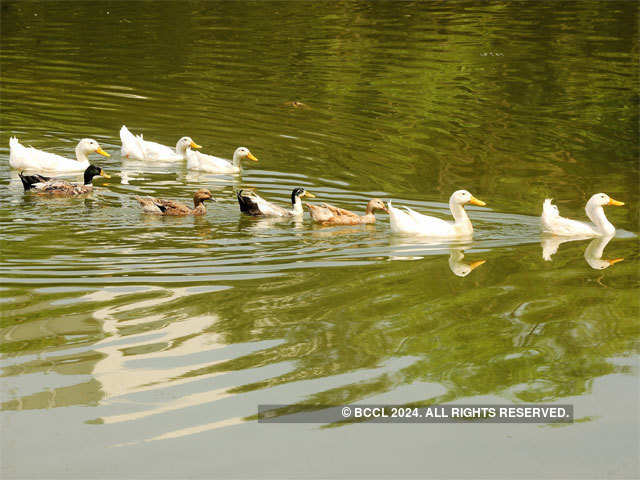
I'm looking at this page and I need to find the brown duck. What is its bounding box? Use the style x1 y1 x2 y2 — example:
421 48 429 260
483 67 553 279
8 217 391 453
307 198 388 225
136 188 214 216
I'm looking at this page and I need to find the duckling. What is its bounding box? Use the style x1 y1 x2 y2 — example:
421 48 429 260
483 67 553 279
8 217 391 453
307 198 388 225
236 187 315 217
136 189 214 216
18 165 110 195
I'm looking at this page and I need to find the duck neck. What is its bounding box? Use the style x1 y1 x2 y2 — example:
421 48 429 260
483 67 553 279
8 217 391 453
586 203 615 235
192 199 206 214
450 199 472 233
232 151 242 168
177 144 190 159
75 146 90 164
291 195 304 215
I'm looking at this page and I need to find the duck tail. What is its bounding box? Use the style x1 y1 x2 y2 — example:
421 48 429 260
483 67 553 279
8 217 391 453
18 171 49 191
236 189 258 215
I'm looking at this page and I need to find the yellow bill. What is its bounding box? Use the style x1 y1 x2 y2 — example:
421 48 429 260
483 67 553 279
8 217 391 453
99 169 111 178
247 152 258 162
302 191 316 198
607 198 624 206
469 196 486 207
469 260 486 270
96 147 110 157
190 141 202 149
607 258 624 265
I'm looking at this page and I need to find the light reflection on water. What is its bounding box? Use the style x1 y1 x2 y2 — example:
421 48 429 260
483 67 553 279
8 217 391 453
0 0 638 477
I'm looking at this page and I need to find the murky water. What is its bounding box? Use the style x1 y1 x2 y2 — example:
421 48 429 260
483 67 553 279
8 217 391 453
1 1 638 478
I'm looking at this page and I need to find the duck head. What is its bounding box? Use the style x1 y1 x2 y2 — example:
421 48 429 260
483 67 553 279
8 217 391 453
366 198 389 214
83 165 110 185
176 137 201 155
77 139 110 160
193 188 215 206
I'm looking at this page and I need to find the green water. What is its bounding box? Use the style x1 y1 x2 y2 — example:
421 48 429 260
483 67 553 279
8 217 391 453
1 1 638 478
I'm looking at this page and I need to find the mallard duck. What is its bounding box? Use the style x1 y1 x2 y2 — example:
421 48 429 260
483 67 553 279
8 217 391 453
120 125 201 161
18 165 110 195
136 189 214 216
388 190 486 237
237 187 315 217
541 194 624 236
307 198 388 225
9 137 110 173
187 147 258 173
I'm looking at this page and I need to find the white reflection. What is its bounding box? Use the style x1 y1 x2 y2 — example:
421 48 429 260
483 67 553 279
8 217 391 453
448 249 486 277
541 234 623 269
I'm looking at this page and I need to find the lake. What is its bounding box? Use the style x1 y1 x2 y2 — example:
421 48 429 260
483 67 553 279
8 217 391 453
1 1 638 478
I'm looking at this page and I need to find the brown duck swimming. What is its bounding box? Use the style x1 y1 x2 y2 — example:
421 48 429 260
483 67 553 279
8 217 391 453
18 164 110 196
307 198 388 225
136 188 214 216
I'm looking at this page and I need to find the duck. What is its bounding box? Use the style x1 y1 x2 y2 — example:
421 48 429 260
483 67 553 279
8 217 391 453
307 198 388 225
237 187 315 217
135 189 214 216
388 190 486 237
18 165 110 195
119 125 201 161
186 146 258 173
541 194 624 236
9 137 110 173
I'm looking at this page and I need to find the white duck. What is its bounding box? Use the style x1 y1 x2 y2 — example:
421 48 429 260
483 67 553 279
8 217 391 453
119 125 201 161
9 137 110 173
388 190 486 237
541 194 624 237
186 146 258 173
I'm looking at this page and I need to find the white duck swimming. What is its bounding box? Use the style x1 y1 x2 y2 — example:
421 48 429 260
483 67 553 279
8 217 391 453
388 190 486 237
541 194 624 237
186 146 258 173
9 137 110 173
119 125 201 161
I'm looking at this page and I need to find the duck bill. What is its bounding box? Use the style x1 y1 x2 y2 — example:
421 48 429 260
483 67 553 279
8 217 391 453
247 152 259 162
190 141 202 149
607 257 624 266
99 169 111 178
469 196 486 207
607 198 624 206
302 191 316 198
469 260 486 270
96 147 111 157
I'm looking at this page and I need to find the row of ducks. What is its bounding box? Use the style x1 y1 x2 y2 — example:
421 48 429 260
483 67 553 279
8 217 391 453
9 126 257 174
9 131 625 238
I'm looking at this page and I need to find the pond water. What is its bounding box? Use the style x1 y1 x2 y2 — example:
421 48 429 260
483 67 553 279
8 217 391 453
1 1 638 478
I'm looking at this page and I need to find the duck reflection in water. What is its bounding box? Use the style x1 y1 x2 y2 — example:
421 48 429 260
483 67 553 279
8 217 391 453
389 237 486 277
448 248 486 277
541 234 623 269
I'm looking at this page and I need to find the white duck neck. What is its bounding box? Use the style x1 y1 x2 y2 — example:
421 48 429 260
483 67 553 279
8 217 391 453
586 201 615 235
74 145 91 164
449 198 473 233
232 150 242 168
176 143 190 158
291 195 304 215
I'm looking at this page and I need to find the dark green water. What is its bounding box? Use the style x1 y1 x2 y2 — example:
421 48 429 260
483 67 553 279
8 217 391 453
1 1 638 478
